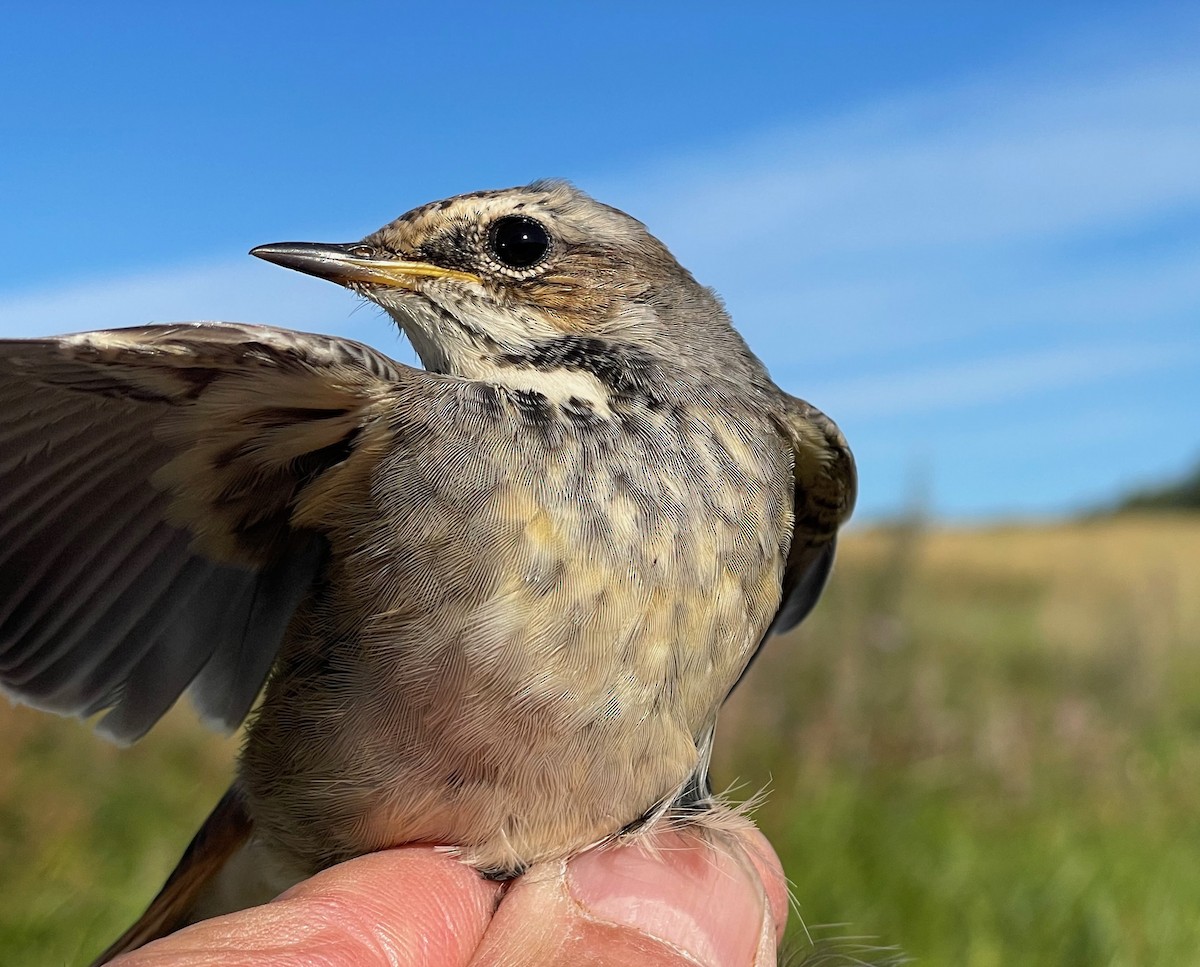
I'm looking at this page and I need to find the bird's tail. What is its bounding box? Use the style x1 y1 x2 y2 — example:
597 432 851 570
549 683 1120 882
89 784 254 966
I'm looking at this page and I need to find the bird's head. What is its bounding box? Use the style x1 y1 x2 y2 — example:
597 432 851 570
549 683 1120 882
251 182 767 400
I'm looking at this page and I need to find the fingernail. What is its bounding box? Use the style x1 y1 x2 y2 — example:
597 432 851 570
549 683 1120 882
568 833 765 967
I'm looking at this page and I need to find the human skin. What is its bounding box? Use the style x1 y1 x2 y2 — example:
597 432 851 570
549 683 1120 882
108 827 787 967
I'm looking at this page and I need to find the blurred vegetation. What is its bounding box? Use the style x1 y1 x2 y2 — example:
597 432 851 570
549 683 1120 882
2 516 1199 965
1112 458 1200 512
717 514 1200 966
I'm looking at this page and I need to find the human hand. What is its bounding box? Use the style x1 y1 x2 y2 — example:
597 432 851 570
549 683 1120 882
108 826 787 966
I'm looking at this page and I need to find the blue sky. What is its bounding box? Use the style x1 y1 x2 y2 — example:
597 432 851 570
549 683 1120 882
1 2 1197 521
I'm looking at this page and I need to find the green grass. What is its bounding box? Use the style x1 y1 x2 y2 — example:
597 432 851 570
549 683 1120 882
0 707 235 964
715 515 1200 965
3 515 1199 964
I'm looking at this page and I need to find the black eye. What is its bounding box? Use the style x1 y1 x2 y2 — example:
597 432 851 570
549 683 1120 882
488 216 551 270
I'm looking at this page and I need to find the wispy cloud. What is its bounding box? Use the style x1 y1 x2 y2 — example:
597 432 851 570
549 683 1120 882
0 258 411 360
806 341 1200 421
605 64 1200 259
593 59 1200 368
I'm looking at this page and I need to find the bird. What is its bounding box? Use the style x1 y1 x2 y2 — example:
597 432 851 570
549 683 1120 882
0 181 855 963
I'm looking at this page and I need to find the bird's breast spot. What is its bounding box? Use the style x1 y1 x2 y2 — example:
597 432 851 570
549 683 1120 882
523 508 558 547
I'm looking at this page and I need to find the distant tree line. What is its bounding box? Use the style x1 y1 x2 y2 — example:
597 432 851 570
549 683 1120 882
1115 457 1200 511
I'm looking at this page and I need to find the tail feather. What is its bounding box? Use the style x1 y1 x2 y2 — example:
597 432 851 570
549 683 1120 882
90 785 253 966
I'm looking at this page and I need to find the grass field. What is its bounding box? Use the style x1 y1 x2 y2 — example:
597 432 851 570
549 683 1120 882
3 515 1198 965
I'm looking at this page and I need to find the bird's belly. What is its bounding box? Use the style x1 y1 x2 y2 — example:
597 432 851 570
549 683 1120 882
241 448 786 874
244 595 753 872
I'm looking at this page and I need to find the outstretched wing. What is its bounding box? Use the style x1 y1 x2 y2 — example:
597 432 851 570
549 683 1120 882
0 323 409 742
767 395 857 636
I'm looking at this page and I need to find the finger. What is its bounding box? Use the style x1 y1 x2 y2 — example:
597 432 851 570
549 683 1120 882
736 827 789 943
470 828 777 967
111 847 502 967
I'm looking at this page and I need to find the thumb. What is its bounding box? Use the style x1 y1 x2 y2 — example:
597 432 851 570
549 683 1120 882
470 827 786 967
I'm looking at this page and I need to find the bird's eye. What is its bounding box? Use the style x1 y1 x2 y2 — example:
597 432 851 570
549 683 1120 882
487 216 551 270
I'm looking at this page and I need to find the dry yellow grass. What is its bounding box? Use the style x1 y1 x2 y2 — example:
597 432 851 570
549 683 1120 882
858 514 1200 650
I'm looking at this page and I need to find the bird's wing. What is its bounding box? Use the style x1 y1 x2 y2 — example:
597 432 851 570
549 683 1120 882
767 396 857 637
0 322 410 742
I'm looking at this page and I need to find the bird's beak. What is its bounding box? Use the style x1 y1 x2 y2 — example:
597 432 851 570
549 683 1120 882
250 242 481 290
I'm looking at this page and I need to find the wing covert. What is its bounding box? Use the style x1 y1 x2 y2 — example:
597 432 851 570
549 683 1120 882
0 323 408 742
768 395 857 637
